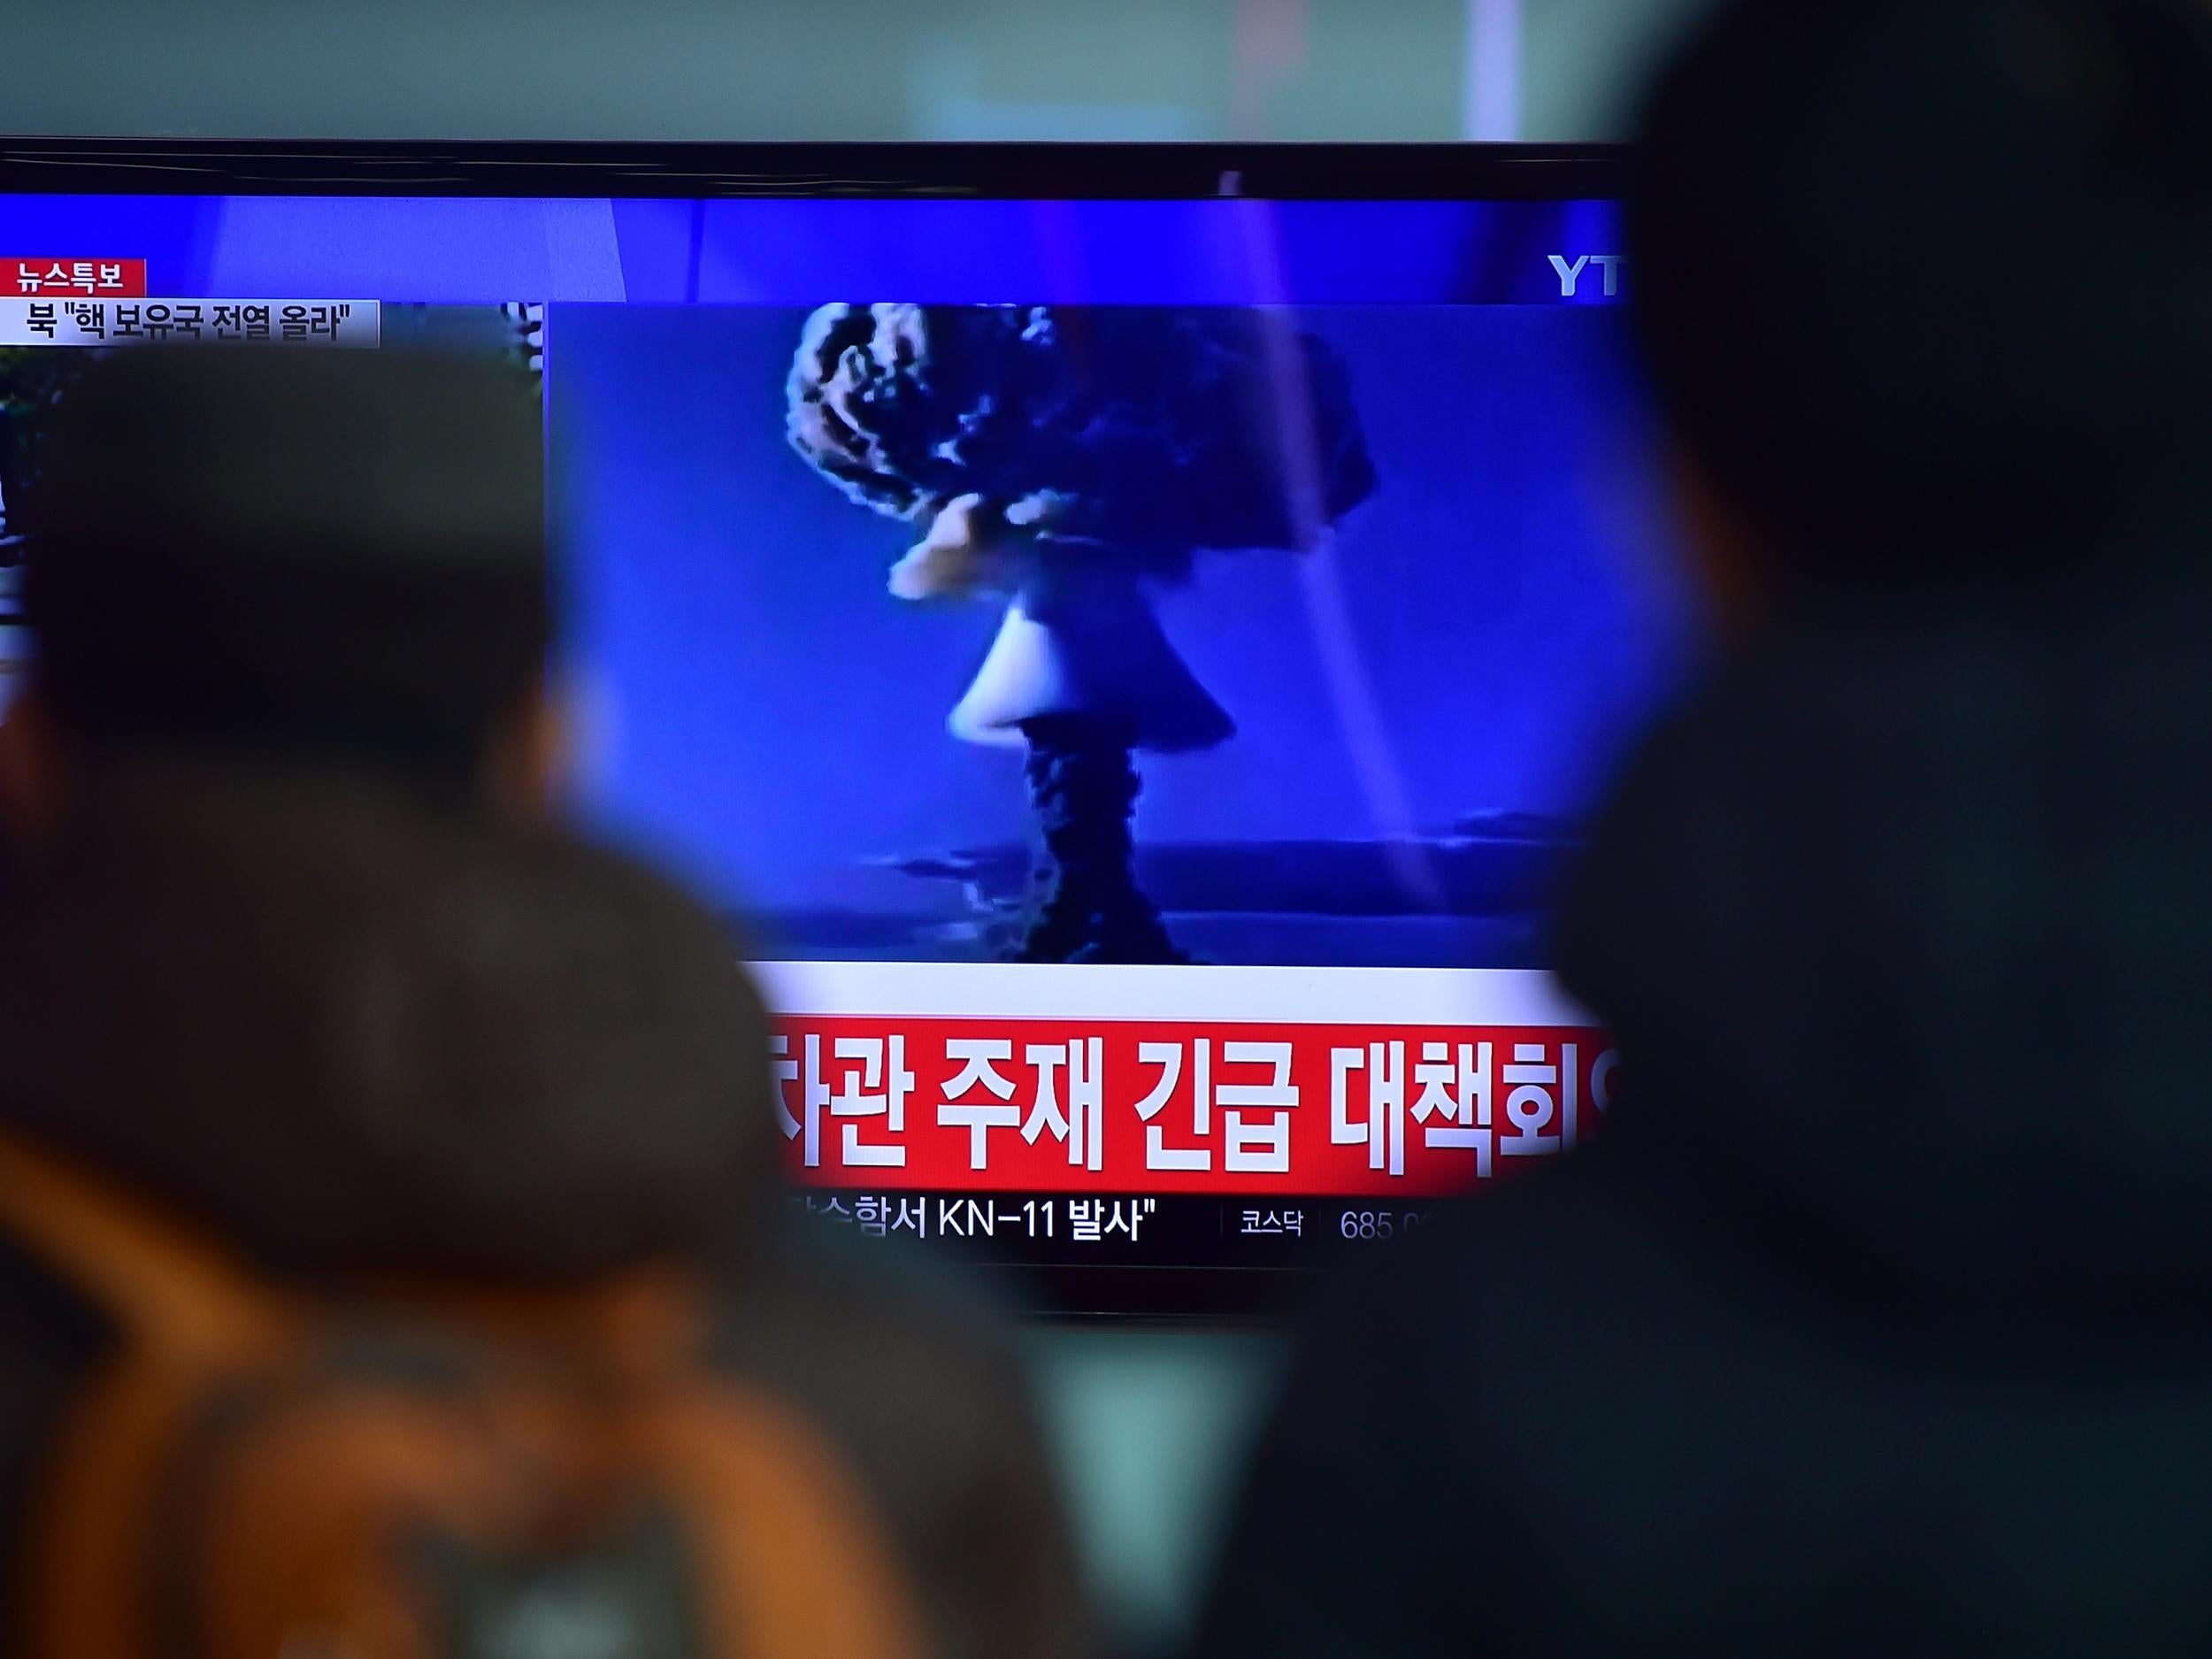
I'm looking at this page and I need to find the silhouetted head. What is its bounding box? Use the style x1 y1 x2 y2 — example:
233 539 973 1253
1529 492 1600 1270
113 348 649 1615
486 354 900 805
1630 0 2212 620
0 347 555 825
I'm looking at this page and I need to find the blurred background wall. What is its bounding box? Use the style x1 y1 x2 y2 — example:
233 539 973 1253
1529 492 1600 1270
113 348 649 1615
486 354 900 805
5 0 1693 1647
10 0 1701 143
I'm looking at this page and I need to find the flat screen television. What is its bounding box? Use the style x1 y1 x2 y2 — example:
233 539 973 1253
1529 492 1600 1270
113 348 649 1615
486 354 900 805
0 140 1678 1317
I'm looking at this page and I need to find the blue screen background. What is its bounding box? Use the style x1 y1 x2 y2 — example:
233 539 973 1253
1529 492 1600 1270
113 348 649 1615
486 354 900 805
552 300 1687 964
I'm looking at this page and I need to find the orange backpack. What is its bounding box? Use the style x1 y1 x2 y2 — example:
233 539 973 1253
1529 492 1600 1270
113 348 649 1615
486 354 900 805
0 1132 927 1659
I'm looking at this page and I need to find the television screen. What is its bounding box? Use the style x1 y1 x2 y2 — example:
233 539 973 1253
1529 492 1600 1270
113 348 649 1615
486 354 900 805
0 142 1680 1315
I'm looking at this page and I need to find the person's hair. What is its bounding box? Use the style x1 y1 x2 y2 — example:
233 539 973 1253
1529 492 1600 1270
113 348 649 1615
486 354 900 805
1628 0 2212 580
12 346 548 786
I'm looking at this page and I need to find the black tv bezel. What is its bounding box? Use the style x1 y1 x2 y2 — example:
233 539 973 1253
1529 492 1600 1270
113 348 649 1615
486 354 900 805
0 137 1624 203
0 137 1626 1323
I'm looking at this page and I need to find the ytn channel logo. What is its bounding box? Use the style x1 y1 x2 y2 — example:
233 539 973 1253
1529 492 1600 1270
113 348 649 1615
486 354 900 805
1548 254 1626 299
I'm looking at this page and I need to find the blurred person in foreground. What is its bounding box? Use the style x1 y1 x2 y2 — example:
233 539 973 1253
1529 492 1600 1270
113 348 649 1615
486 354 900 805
1198 0 2212 1652
0 348 1088 1659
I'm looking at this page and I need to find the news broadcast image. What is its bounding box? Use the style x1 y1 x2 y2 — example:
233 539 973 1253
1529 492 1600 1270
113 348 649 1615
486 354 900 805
554 296 1679 1302
0 190 1679 1310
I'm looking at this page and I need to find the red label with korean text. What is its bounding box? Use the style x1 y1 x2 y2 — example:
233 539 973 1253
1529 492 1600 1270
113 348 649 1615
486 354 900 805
8 259 148 298
771 1016 1616 1197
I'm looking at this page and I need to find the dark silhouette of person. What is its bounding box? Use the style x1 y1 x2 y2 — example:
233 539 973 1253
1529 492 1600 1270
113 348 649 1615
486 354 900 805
1196 0 2212 1652
0 347 1091 1659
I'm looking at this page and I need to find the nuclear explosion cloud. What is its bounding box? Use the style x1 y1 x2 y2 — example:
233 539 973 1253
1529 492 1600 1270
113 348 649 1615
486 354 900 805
787 303 1377 578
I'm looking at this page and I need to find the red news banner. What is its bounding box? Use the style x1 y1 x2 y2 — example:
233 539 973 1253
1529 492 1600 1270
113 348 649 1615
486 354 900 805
10 258 147 297
758 964 1617 1201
